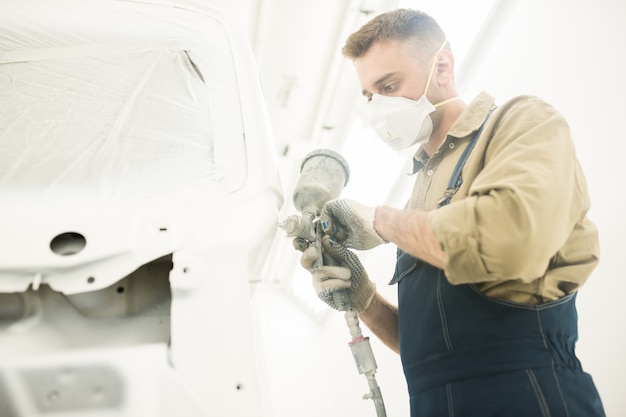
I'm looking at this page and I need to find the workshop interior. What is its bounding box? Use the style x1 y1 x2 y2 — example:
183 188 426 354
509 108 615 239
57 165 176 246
0 0 624 416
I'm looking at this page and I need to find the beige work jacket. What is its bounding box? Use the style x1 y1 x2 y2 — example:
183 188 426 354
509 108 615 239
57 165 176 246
410 92 599 305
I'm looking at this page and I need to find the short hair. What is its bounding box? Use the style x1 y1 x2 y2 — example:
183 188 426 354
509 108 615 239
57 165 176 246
342 9 447 61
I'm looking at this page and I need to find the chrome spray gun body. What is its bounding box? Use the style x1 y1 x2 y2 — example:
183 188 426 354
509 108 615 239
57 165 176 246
280 149 386 417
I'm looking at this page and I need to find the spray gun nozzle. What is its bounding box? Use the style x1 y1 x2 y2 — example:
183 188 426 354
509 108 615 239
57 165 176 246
279 213 317 242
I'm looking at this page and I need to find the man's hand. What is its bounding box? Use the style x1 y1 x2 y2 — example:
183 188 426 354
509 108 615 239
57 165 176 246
293 235 376 313
319 199 386 250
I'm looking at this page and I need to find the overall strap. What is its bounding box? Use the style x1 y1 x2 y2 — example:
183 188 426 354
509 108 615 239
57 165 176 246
437 109 495 208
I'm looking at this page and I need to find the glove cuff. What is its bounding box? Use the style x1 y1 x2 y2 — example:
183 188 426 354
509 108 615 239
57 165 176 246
373 206 388 244
351 279 376 313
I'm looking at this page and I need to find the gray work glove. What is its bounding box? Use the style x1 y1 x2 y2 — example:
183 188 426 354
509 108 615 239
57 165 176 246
319 199 386 250
293 235 376 313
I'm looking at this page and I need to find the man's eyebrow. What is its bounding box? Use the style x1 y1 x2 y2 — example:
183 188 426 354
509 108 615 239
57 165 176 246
361 72 398 97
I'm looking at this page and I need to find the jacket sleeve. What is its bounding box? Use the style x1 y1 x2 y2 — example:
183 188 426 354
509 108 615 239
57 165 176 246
428 96 591 284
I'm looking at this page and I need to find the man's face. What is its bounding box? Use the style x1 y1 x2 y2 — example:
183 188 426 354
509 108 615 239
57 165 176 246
355 39 428 103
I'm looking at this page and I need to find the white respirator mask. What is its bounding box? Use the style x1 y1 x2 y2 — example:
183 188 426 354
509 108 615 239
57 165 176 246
367 39 459 151
368 94 436 151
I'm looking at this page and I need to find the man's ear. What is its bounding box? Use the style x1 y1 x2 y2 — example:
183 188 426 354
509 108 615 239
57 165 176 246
435 49 455 85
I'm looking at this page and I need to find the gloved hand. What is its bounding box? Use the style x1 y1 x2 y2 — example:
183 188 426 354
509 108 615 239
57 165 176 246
293 235 376 313
319 199 386 250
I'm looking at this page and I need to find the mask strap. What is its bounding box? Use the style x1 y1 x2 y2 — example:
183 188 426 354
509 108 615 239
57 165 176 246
434 96 460 108
424 39 459 108
423 39 449 95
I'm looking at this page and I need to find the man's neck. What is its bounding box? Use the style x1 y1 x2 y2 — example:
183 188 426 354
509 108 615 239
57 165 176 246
423 99 467 157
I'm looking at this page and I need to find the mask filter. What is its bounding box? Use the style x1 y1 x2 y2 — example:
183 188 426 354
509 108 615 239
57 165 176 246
368 94 435 151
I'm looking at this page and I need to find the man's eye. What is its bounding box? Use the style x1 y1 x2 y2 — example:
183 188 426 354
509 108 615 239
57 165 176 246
383 84 395 93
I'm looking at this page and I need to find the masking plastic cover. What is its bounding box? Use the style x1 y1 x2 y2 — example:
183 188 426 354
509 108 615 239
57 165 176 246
0 0 247 203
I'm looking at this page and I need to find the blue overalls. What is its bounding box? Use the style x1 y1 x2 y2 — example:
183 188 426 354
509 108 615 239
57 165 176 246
390 121 606 417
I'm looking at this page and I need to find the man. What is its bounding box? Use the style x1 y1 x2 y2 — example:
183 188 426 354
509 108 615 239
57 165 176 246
295 8 605 417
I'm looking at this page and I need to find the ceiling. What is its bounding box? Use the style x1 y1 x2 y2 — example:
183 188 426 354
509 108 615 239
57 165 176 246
245 0 401 158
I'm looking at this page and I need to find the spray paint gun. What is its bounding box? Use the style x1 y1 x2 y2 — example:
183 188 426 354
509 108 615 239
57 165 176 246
280 148 352 309
280 149 386 417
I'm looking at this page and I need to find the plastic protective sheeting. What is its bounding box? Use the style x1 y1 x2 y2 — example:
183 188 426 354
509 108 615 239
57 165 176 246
2 50 216 200
0 0 247 202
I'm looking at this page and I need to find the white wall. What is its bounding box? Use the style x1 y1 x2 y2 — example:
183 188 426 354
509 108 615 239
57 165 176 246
255 0 626 416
